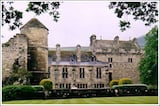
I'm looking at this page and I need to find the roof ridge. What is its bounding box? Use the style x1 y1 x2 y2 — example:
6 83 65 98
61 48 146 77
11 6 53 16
20 18 48 30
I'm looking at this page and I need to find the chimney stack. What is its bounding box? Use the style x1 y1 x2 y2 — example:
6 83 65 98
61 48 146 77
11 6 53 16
76 44 81 62
56 44 61 62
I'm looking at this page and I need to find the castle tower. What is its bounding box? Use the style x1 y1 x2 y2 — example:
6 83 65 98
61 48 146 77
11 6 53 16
20 18 48 84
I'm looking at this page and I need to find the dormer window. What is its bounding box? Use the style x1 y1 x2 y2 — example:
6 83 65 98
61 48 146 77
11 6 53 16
70 54 77 63
91 55 96 62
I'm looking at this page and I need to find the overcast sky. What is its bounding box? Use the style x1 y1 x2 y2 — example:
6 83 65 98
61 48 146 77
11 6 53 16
1 1 158 48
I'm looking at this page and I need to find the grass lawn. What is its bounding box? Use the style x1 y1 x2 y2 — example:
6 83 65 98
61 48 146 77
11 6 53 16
3 96 158 104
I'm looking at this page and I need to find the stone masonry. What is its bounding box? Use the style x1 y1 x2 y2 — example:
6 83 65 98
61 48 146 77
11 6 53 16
2 18 143 87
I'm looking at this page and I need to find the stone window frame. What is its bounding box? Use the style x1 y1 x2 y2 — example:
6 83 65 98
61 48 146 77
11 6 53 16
128 58 133 63
79 68 85 78
77 84 88 88
108 58 113 62
96 67 102 79
62 67 68 78
59 83 65 88
94 83 105 88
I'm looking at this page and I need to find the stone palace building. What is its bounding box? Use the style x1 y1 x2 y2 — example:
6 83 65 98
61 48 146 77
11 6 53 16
2 18 143 88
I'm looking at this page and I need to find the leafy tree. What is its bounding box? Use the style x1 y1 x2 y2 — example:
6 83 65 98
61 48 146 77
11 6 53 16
2 1 60 30
139 26 158 86
108 2 158 31
3 67 32 86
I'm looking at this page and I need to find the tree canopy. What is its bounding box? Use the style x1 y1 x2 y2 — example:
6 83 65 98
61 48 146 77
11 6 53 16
138 26 158 86
108 2 158 31
2 2 158 31
2 2 60 30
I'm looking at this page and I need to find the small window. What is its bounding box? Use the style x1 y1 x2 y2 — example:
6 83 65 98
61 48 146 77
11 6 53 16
80 68 85 78
60 83 64 88
108 58 113 62
96 68 101 79
128 58 133 63
109 64 112 68
62 67 68 78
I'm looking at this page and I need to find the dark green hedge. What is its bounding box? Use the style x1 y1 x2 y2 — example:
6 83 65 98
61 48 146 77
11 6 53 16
2 85 37 101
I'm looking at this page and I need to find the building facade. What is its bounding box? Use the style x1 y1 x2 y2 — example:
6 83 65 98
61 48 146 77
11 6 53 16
2 18 143 87
49 35 143 89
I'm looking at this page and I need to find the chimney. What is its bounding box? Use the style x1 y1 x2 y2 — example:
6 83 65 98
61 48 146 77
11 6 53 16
132 38 140 49
56 44 61 62
90 34 96 46
76 44 81 62
114 36 119 45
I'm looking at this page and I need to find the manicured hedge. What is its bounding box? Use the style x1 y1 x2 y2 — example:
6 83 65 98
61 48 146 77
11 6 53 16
118 78 132 85
109 80 119 87
2 85 36 101
39 79 53 90
112 84 148 96
2 85 46 101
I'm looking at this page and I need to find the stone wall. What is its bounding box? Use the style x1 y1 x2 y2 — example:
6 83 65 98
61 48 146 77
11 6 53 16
2 34 28 80
50 65 109 89
90 35 144 84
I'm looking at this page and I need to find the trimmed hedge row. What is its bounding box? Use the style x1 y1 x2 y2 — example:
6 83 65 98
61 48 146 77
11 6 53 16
2 85 45 101
109 78 132 87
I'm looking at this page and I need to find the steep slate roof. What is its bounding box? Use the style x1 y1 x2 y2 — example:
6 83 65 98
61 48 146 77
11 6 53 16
95 40 139 50
20 18 48 30
48 47 92 62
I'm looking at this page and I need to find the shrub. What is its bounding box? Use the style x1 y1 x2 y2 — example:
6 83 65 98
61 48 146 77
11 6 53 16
118 78 132 85
2 85 20 101
39 79 53 90
109 80 119 87
2 85 35 101
18 85 36 99
112 84 148 96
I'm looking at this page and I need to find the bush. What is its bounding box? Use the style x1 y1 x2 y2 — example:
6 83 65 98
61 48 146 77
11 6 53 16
2 85 35 101
118 78 132 85
112 84 148 96
109 80 119 87
39 79 53 90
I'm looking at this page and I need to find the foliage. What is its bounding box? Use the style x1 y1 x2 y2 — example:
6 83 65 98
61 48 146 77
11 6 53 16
109 2 158 31
2 2 60 30
109 80 119 87
2 85 36 101
112 84 148 96
3 67 32 86
2 2 23 30
39 79 53 90
138 26 158 86
118 78 132 85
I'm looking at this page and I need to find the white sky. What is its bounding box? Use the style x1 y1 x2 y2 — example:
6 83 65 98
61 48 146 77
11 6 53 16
1 1 158 48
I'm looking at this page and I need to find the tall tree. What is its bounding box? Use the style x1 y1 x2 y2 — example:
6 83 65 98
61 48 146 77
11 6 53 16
2 1 60 30
108 2 158 31
138 26 158 86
